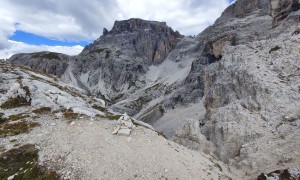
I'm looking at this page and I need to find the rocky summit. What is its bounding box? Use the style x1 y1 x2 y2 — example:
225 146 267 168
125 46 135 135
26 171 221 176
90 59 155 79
2 0 300 179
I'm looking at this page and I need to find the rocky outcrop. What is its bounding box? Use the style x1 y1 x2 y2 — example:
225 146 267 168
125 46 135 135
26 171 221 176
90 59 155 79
200 28 300 178
257 168 300 180
271 0 300 26
83 18 183 65
0 62 237 179
8 19 183 102
9 52 69 76
5 1 300 178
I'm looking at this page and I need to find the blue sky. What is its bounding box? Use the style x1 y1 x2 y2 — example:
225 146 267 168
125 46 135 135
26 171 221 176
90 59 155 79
10 31 90 47
0 0 233 59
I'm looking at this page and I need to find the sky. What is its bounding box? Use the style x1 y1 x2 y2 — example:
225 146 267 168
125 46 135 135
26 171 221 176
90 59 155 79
0 0 235 59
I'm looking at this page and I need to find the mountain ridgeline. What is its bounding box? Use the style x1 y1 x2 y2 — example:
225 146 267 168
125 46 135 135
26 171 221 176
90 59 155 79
8 0 300 178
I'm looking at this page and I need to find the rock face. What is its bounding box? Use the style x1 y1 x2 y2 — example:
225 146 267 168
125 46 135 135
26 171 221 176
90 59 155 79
6 0 300 178
83 18 183 65
9 52 69 76
0 61 236 179
9 19 183 100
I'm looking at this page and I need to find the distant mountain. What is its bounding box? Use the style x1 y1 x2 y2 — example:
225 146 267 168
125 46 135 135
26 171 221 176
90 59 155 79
7 0 300 178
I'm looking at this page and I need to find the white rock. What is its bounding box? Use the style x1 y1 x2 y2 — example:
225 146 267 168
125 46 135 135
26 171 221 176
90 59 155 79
122 120 134 128
117 128 131 136
89 122 94 126
112 125 121 135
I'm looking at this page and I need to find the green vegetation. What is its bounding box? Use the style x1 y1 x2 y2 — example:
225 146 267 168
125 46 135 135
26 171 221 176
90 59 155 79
0 96 31 109
32 107 52 114
18 65 56 79
105 112 122 120
0 76 32 110
269 45 281 53
0 144 59 179
92 105 107 112
0 121 39 138
31 52 60 60
48 82 85 99
31 75 84 98
7 113 30 121
62 109 86 120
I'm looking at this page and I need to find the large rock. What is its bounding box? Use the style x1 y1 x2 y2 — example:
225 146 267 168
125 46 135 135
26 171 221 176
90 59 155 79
201 31 300 176
9 52 69 76
83 18 183 65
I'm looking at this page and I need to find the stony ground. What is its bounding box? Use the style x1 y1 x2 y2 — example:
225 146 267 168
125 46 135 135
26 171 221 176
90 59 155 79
1 113 238 180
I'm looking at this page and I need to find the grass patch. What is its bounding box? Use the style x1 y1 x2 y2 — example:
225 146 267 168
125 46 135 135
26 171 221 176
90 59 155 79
32 107 52 114
31 75 84 98
0 77 32 110
31 52 60 60
0 121 39 138
48 82 85 99
7 113 30 121
106 113 122 120
92 105 107 112
62 109 85 120
0 96 31 109
18 65 56 79
0 144 59 180
269 45 281 53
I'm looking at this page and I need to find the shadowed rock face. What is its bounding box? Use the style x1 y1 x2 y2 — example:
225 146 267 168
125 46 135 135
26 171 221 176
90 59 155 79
83 18 183 65
271 0 300 26
9 19 183 99
9 52 69 76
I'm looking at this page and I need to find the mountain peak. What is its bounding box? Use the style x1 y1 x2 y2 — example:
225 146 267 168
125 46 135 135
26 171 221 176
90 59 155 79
84 18 183 64
103 18 178 36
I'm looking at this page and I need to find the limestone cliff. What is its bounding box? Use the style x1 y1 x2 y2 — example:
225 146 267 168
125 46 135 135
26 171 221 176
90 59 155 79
6 0 300 178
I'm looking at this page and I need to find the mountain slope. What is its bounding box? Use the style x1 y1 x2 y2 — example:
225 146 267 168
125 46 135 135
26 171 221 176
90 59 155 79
0 61 237 179
5 0 300 179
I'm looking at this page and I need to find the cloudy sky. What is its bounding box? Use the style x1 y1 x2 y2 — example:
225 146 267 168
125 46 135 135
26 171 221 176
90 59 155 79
0 0 235 59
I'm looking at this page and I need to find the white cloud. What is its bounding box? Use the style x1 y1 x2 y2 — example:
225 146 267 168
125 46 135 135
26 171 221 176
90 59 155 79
115 0 229 35
0 40 83 59
0 0 230 56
